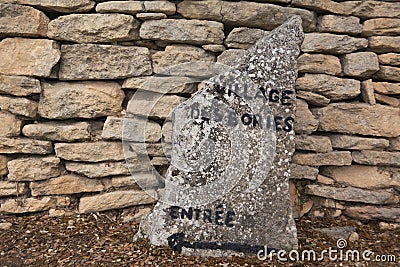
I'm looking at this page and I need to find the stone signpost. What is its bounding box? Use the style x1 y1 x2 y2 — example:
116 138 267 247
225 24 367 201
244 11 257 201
131 16 304 256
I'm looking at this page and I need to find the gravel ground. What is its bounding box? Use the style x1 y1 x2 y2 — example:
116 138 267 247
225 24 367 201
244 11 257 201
0 207 399 266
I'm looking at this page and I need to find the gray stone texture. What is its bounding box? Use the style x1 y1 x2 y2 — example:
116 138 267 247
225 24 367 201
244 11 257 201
138 16 304 256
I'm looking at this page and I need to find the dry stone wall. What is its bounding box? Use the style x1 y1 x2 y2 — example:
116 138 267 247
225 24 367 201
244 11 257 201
0 0 399 223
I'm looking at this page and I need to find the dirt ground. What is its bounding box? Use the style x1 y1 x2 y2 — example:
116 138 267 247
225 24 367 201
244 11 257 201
0 207 399 267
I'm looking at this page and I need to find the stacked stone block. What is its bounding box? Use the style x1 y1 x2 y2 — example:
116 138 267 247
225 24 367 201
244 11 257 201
0 0 399 223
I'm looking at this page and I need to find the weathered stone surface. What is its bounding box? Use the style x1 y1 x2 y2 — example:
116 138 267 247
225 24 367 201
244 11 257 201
302 33 367 54
138 17 303 255
369 36 400 53
22 122 90 142
136 12 166 20
140 19 224 45
0 3 49 37
65 161 129 178
312 103 400 137
109 176 138 189
295 99 319 134
0 0 95 13
152 45 215 73
361 79 376 105
0 75 40 96
0 196 68 213
79 190 156 213
223 2 316 32
297 91 330 107
0 181 26 196
289 163 318 180
30 175 107 196
296 135 332 153
144 1 176 15
0 138 52 154
0 95 37 118
0 156 7 176
378 53 400 66
96 1 143 14
7 157 60 181
0 38 60 77
373 82 400 95
0 112 21 137
97 1 176 15
317 174 335 185
375 93 400 107
342 52 379 79
178 0 316 32
352 151 400 167
225 27 268 49
341 1 400 19
292 0 349 14
296 74 360 101
345 206 400 223
102 116 161 142
39 81 124 119
293 151 352 166
389 137 400 151
111 172 158 189
59 44 151 80
123 76 198 94
321 165 400 190
373 66 400 82
177 0 222 21
317 15 361 35
363 18 400 36
55 142 124 162
297 53 341 76
202 44 225 53
216 49 245 66
127 93 186 119
306 185 399 204
330 135 389 150
48 14 140 43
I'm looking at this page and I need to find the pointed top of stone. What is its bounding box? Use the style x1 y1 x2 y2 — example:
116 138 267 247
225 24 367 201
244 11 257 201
240 15 304 65
252 15 304 48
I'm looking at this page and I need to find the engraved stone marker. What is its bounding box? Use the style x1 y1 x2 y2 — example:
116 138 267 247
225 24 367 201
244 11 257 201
132 16 304 256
